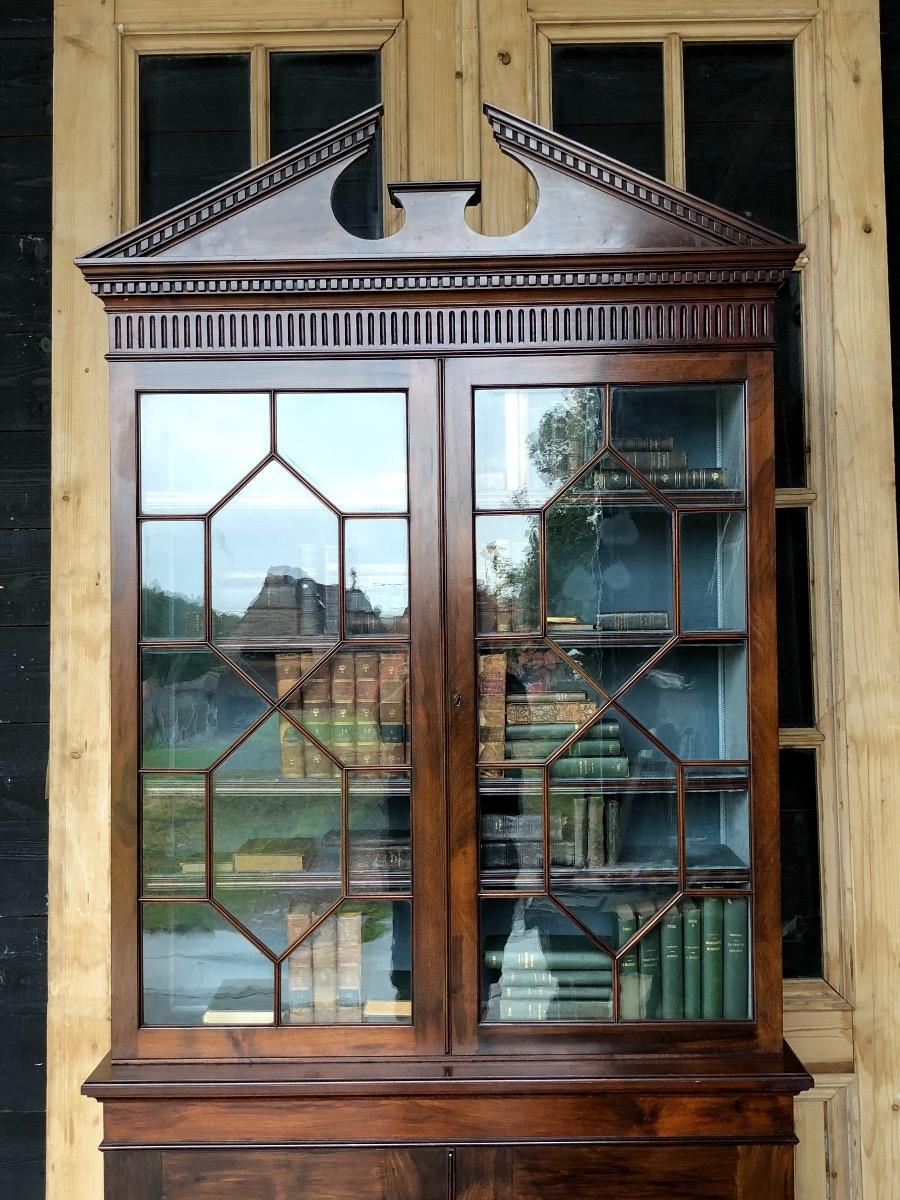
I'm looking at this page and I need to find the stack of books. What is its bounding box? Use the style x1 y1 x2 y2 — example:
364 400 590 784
591 435 727 491
275 649 409 776
282 905 365 1023
548 612 670 634
484 933 613 1021
617 896 750 1020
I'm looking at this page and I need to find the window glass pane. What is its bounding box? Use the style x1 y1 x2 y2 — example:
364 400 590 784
141 521 205 640
775 509 815 727
140 55 250 221
774 272 807 487
270 52 381 238
683 42 797 238
779 748 822 977
552 43 665 179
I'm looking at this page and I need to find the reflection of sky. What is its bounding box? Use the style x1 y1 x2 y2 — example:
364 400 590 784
346 518 408 619
142 520 205 607
474 387 595 509
277 392 407 512
141 393 271 514
210 462 339 617
475 514 537 594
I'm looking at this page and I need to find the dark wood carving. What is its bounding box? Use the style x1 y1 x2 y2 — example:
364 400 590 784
79 106 810 1200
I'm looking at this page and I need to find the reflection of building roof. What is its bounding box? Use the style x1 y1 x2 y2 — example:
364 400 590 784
228 566 384 639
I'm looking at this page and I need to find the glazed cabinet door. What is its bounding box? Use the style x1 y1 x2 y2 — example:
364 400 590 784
445 352 779 1056
112 357 447 1059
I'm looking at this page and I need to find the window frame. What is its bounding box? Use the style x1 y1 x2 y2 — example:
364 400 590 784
530 11 848 1040
119 25 408 233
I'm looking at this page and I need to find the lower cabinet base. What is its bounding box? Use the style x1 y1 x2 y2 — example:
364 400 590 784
104 1142 794 1200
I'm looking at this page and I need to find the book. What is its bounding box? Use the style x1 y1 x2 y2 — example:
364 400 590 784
497 983 613 1001
635 900 661 1019
723 896 750 1019
505 721 619 742
202 979 274 1025
332 701 356 764
275 654 305 777
363 998 411 1020
312 917 338 1022
481 812 554 840
336 909 363 1020
701 896 725 1018
497 998 613 1021
330 654 354 704
617 902 640 1020
481 840 542 870
621 450 688 469
506 700 597 724
232 837 316 873
682 899 702 1019
484 934 609 971
285 902 314 1020
505 691 588 703
605 797 621 864
499 967 612 986
591 467 727 490
594 611 670 632
615 437 674 452
660 906 684 1019
503 738 622 759
586 793 606 867
549 757 629 779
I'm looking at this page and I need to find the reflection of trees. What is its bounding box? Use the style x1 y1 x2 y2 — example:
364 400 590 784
484 389 604 625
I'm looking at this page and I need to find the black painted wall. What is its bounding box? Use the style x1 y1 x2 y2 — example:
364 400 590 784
0 2 51 1198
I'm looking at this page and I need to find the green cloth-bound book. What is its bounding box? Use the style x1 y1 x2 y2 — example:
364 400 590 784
484 934 609 971
505 721 619 742
701 896 725 1018
617 902 639 1019
660 906 684 1019
635 900 661 1019
723 897 750 1019
683 900 702 1019
550 756 628 780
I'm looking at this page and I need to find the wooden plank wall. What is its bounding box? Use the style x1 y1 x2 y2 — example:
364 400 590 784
0 2 52 1198
45 2 900 1198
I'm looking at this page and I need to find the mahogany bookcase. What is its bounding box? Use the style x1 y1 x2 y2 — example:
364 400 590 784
77 105 811 1200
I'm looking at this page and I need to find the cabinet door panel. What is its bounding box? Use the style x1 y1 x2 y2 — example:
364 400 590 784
454 1144 738 1200
161 1147 449 1200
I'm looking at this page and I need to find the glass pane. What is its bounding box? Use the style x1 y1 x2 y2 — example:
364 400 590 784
286 647 409 767
211 714 341 954
276 392 407 512
618 644 748 761
479 768 544 891
141 521 205 640
280 900 411 1024
141 648 269 769
142 902 273 1026
774 271 807 488
139 55 250 221
269 52 381 239
780 748 822 977
140 392 269 515
618 896 752 1020
214 647 329 702
474 386 603 509
680 512 746 632
211 461 340 643
684 42 797 239
348 771 411 894
776 509 815 726
549 458 674 639
345 518 409 636
685 769 751 887
481 897 613 1022
551 43 666 179
141 774 206 896
477 643 605 762
475 514 540 633
611 385 744 498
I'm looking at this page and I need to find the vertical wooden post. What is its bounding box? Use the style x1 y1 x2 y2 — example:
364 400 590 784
47 2 119 1199
821 1 900 1196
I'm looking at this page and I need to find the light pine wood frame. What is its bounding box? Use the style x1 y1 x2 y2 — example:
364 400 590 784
49 1 899 1198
